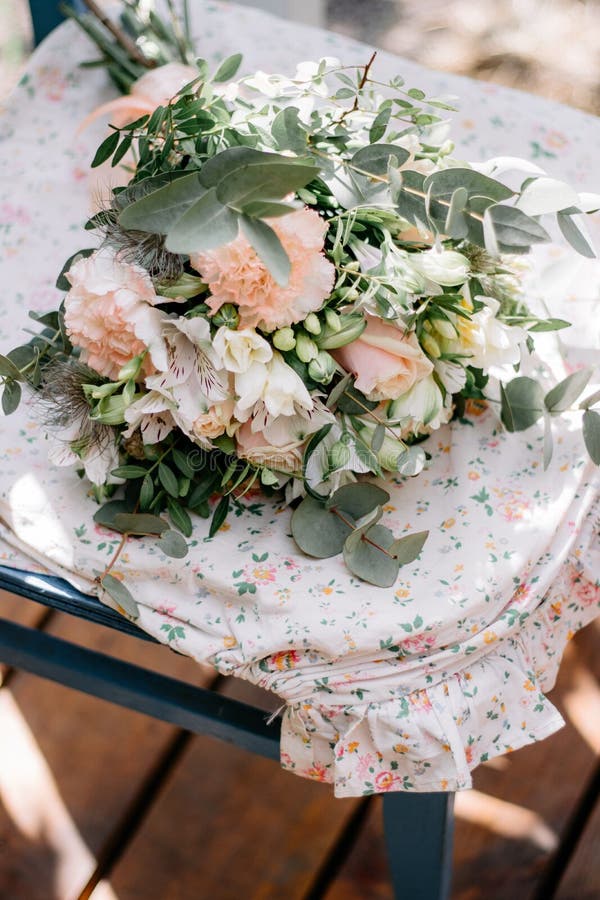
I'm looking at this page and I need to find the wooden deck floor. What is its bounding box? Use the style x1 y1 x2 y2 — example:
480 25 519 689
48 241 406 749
0 590 598 900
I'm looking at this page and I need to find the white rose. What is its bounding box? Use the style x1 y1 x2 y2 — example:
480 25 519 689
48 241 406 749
412 248 470 286
213 326 273 373
455 296 525 370
387 375 453 435
234 351 313 421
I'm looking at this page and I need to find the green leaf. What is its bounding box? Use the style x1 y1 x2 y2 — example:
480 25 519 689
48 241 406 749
172 448 196 479
101 574 139 620
343 523 400 587
583 409 600 464
93 500 131 530
557 213 596 259
543 411 554 471
156 529 189 558
291 496 353 558
113 513 170 535
488 204 551 251
241 200 299 218
158 462 180 497
271 106 307 153
501 376 546 431
55 248 95 291
111 464 148 478
327 373 353 411
580 388 600 410
528 318 571 333
544 368 593 414
351 143 409 177
302 423 333 500
444 186 469 239
326 483 390 518
2 380 21 415
139 474 154 511
0 354 24 381
167 497 193 537
213 52 243 82
389 530 428 564
165 187 239 254
112 133 133 167
240 215 290 286
424 168 513 204
198 147 270 188
369 106 391 143
215 159 318 208
371 423 385 453
209 494 230 537
336 385 378 415
118 172 207 234
91 129 120 168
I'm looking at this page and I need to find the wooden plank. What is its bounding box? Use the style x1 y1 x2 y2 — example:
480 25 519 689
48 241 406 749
556 773 600 899
0 613 215 900
324 624 600 900
97 680 359 900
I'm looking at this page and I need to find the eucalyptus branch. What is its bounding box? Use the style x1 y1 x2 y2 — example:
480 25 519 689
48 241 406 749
332 51 377 127
330 506 395 558
79 0 156 68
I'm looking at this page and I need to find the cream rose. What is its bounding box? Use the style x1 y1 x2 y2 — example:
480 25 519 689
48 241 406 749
449 296 526 370
236 421 304 474
333 316 433 402
212 326 272 373
192 399 235 441
387 375 453 436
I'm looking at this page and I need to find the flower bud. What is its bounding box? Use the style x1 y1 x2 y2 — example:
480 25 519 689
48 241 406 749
431 316 458 340
91 394 131 426
329 440 351 470
272 327 296 352
421 332 442 359
324 308 341 332
83 381 120 400
308 351 337 384
158 273 207 300
117 355 145 381
211 303 240 329
295 331 319 363
303 312 322 335
315 313 366 350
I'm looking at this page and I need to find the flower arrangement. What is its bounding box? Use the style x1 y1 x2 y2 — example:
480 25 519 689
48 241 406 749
2 1 599 605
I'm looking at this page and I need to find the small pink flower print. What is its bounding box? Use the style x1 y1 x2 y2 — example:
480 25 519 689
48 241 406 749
306 763 329 782
356 753 376 780
0 203 31 226
37 65 68 101
243 564 277 585
409 690 433 712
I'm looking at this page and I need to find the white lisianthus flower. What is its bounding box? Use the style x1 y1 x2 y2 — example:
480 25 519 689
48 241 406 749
213 326 272 374
387 375 453 436
412 248 470 286
454 296 526 370
234 351 313 422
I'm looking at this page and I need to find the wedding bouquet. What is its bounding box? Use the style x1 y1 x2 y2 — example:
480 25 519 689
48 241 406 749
2 1 599 604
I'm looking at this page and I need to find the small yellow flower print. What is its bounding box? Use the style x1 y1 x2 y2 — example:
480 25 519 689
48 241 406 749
223 635 236 649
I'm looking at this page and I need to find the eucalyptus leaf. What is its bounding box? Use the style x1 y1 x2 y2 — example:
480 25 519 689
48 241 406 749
118 172 207 234
369 106 391 143
488 204 551 250
101 573 139 620
0 354 24 381
327 373 354 410
165 187 239 254
291 495 354 558
93 500 131 530
543 411 554 471
343 523 400 587
240 215 291 286
213 52 243 82
271 106 307 153
157 529 189 558
395 445 426 476
336 384 377 415
351 143 409 176
215 159 317 208
501 376 546 431
424 168 513 203
389 529 429 564
557 213 596 259
582 409 600 464
371 423 386 453
580 388 600 410
113 513 170 535
326 482 390 518
544 368 593 414
1 380 21 415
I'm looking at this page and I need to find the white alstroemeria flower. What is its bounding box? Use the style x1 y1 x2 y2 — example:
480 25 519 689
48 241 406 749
387 375 453 435
434 359 467 394
213 326 272 374
452 296 526 371
46 422 121 486
412 248 470 287
122 390 177 444
261 399 334 444
148 314 228 403
234 351 313 423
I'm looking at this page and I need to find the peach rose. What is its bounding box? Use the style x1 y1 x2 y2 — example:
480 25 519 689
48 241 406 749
333 315 433 401
192 399 235 441
191 208 335 331
64 251 163 380
235 420 304 474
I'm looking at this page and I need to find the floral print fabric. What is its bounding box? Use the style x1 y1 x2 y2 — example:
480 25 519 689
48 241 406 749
0 1 598 797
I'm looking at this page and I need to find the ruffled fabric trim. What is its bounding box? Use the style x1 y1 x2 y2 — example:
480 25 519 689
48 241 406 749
279 559 600 797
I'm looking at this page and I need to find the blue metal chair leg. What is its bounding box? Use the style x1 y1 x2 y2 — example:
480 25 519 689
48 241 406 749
383 791 454 900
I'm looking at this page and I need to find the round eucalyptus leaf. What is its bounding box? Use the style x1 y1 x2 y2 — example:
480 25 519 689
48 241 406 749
389 530 429 565
343 524 400 587
157 529 189 559
500 377 545 432
291 496 353 558
326 482 390 518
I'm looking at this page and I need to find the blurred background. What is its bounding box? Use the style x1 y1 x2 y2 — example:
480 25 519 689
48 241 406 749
1 0 600 111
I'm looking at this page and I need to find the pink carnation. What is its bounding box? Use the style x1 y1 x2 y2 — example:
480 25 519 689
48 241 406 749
191 207 335 331
64 251 162 379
